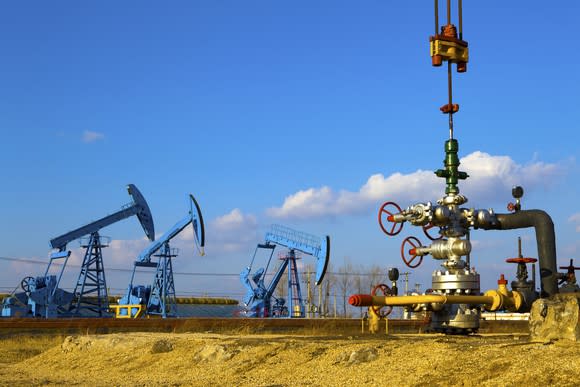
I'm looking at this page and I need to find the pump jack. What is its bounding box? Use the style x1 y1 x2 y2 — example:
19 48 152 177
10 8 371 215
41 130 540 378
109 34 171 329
1 184 155 318
114 194 205 318
241 224 330 318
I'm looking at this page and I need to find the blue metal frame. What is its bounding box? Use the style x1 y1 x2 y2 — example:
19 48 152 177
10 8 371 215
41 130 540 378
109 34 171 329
118 194 205 318
241 225 330 318
2 184 155 318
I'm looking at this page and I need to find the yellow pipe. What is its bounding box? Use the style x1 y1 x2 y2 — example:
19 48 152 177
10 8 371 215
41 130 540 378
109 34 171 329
355 294 494 306
349 290 523 312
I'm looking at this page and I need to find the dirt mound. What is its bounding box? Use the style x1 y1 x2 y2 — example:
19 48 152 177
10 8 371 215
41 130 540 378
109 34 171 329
2 332 580 386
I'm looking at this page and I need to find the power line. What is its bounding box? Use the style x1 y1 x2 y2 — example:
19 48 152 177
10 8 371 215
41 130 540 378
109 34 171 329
0 255 394 277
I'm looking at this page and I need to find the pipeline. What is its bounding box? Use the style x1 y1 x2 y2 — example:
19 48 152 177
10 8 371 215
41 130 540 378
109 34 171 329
349 287 523 312
480 210 558 297
349 294 493 307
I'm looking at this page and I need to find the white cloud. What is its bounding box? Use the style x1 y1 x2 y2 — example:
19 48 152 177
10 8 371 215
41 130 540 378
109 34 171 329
205 209 259 254
267 151 564 220
82 130 105 143
459 151 562 204
569 213 580 233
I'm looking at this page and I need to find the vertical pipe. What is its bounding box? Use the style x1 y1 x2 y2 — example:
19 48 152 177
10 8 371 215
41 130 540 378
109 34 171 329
318 284 322 318
447 0 451 26
287 255 292 317
458 0 463 40
447 61 454 139
466 231 471 269
532 263 537 292
307 270 311 318
434 0 439 34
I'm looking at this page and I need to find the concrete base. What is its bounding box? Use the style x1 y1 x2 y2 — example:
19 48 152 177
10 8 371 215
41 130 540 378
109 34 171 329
529 293 580 342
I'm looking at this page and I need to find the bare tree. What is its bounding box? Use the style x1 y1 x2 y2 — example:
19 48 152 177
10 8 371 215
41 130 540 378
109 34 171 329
303 263 315 317
320 262 333 317
337 258 353 317
367 264 386 293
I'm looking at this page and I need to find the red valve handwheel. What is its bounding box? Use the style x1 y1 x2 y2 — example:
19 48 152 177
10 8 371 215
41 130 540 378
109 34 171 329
370 283 393 318
401 236 424 268
422 223 443 241
506 257 537 264
560 259 580 272
378 201 404 236
507 202 516 212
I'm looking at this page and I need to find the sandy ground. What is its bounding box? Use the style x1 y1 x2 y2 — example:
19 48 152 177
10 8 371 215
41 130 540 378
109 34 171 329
1 331 580 386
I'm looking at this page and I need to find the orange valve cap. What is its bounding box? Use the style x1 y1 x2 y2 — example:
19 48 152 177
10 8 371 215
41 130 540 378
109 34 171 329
440 103 459 114
497 274 508 286
349 294 374 307
432 55 443 66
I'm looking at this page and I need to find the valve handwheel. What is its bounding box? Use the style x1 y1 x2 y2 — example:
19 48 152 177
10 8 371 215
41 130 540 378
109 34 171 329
559 259 580 285
370 283 393 318
560 259 580 272
401 236 424 268
422 223 443 241
20 276 35 295
506 257 537 264
378 201 403 236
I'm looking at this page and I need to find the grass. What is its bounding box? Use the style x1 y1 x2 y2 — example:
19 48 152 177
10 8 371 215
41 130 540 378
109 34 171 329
0 334 65 365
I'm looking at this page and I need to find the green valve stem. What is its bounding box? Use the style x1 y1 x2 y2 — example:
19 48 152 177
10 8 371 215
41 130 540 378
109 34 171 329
434 139 469 194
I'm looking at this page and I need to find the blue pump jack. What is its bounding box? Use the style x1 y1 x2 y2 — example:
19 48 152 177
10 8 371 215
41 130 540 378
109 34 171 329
241 225 330 318
1 184 155 318
116 194 205 318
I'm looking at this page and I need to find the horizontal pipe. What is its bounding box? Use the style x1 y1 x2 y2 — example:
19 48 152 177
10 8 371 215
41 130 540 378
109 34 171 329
349 294 494 307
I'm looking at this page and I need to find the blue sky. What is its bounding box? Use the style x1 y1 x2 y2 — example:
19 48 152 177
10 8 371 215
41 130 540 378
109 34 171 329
0 1 578 301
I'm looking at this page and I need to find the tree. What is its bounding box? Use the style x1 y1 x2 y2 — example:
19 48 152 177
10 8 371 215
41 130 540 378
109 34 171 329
352 264 364 317
337 258 353 317
367 264 386 293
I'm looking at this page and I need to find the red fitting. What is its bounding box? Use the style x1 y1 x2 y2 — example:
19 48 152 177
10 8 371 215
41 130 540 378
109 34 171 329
441 24 458 39
440 103 459 114
432 55 443 67
348 294 374 307
497 274 508 286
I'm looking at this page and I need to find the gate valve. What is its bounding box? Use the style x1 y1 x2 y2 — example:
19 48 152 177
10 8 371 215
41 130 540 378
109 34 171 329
401 236 425 268
507 202 519 213
506 237 536 282
506 257 536 283
378 201 404 236
422 223 443 241
559 259 580 284
370 283 393 318
559 259 580 273
508 186 524 212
